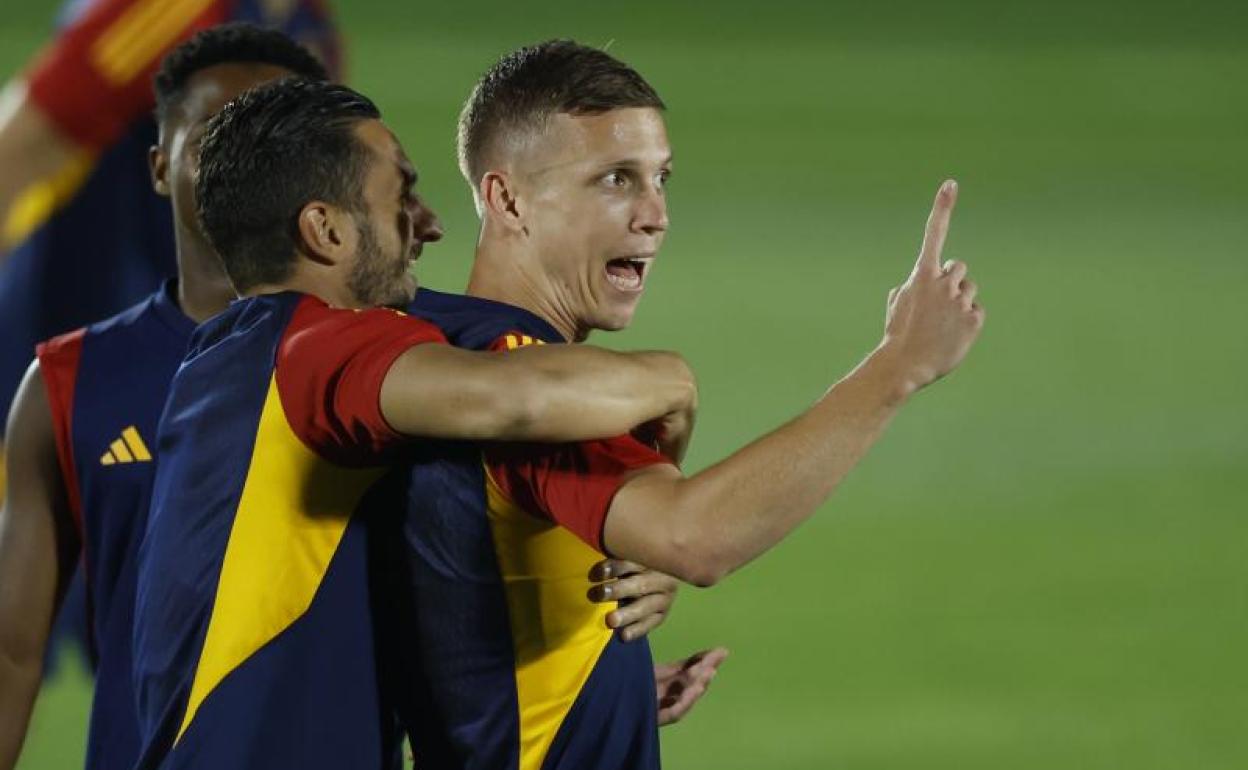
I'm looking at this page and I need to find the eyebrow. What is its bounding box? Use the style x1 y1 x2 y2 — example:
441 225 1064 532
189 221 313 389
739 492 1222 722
597 153 675 170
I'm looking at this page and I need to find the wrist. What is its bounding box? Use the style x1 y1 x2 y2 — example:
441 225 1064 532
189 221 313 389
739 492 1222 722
858 343 920 407
652 351 697 412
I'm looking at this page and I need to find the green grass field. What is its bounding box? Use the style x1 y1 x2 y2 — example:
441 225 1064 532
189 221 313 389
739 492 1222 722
5 1 1246 767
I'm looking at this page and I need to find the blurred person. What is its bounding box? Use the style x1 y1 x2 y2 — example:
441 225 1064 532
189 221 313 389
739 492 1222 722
130 77 703 769
385 40 985 769
0 24 334 770
0 0 340 684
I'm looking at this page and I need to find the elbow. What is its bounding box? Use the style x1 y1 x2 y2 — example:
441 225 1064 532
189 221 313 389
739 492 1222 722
0 636 44 689
666 526 731 588
678 562 726 589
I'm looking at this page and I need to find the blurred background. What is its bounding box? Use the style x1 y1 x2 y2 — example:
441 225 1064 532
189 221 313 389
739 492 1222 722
4 0 1245 767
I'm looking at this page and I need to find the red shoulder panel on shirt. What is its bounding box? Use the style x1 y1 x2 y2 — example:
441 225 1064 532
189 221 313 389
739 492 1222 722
275 296 447 466
35 327 87 538
484 385 672 562
486 436 672 553
483 329 670 551
25 0 229 150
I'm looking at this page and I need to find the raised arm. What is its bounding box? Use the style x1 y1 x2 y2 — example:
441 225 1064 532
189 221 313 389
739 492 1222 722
0 362 79 770
380 343 696 443
0 82 83 246
602 180 985 586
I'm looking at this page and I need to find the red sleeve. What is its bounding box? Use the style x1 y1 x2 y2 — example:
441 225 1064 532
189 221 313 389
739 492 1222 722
35 328 86 539
24 0 229 150
481 329 673 552
485 437 672 553
275 297 448 466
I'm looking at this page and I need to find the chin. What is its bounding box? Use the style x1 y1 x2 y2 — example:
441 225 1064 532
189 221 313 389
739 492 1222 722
379 278 417 309
594 308 638 334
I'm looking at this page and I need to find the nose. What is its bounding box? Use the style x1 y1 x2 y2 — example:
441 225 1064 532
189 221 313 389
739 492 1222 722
411 197 444 243
631 185 668 236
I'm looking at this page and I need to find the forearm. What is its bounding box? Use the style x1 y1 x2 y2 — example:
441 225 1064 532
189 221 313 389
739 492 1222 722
382 343 695 443
0 362 75 768
511 347 696 442
610 347 912 585
0 83 79 238
0 503 60 770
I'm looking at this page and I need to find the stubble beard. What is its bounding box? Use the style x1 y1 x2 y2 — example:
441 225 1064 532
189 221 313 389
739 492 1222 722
348 217 412 309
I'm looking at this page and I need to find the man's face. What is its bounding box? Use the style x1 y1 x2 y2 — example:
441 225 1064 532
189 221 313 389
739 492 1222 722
348 120 442 307
155 63 294 232
515 107 671 337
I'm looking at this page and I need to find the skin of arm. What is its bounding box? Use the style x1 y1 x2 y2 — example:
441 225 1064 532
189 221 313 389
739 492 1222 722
0 362 79 770
602 181 985 587
380 343 697 443
0 83 82 245
604 353 911 587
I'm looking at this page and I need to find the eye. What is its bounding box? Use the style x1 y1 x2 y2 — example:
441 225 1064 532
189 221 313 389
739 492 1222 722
657 169 672 188
603 170 629 188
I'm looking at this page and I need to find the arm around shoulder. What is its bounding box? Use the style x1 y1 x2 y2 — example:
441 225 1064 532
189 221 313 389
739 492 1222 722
380 342 696 443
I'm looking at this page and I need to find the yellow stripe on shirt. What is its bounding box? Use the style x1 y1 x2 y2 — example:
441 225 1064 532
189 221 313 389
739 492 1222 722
2 150 95 249
483 466 613 770
176 374 383 742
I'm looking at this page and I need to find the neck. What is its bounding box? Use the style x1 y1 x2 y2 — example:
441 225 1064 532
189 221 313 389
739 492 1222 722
173 223 237 324
245 258 363 309
465 227 580 342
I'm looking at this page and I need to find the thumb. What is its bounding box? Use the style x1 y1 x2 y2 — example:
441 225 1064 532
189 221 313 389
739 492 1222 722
913 179 958 278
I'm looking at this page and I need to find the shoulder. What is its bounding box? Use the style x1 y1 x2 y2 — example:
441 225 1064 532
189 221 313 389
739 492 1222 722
407 289 560 350
76 288 166 341
407 289 516 350
284 295 446 354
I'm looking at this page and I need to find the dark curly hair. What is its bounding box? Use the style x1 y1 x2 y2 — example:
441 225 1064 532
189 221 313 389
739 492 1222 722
153 22 329 124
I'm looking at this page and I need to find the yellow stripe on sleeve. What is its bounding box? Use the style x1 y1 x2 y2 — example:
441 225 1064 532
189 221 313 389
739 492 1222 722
91 0 216 85
2 150 95 249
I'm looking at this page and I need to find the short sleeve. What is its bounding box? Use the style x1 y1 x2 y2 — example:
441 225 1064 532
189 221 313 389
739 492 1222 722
275 298 447 465
36 328 87 536
485 435 673 552
24 0 229 150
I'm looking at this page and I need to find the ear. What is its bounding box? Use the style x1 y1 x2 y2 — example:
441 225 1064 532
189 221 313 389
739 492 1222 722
149 144 170 198
480 170 526 235
295 201 354 266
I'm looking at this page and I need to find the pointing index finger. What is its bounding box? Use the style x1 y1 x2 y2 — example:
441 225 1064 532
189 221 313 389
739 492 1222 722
915 179 958 277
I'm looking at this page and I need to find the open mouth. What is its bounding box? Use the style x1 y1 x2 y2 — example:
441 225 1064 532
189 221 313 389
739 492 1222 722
604 257 652 293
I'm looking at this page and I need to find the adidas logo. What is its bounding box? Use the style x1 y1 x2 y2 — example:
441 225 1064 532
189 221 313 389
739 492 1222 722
100 426 152 466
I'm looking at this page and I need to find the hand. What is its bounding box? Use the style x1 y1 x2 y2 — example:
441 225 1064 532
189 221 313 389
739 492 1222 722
655 647 729 726
880 179 985 390
633 404 696 465
587 559 679 641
